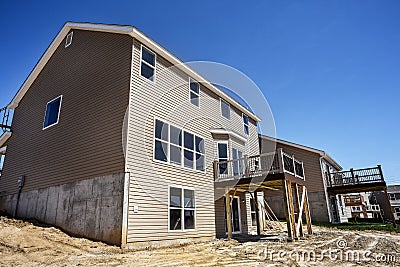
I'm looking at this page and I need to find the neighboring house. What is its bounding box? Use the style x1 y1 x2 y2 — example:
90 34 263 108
259 136 348 223
0 22 261 247
343 193 381 220
372 185 400 222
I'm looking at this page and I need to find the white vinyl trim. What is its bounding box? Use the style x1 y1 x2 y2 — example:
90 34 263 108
42 95 63 130
168 185 196 232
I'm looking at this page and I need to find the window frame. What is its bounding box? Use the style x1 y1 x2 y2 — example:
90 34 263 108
242 113 249 135
249 197 257 227
153 117 206 173
189 78 200 107
65 32 73 48
43 95 63 130
220 98 231 119
389 193 396 201
168 185 196 232
140 45 156 82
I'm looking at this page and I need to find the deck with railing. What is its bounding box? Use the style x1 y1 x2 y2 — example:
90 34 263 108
213 148 305 182
327 165 386 193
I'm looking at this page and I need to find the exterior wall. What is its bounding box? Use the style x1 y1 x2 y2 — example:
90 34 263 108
0 30 131 196
259 137 331 222
0 173 125 245
125 39 259 244
0 30 132 246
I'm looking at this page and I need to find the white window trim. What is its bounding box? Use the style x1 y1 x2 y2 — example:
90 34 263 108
168 185 196 232
65 32 73 48
153 117 206 173
140 45 156 82
43 95 63 130
250 198 257 227
220 98 231 120
189 77 200 107
242 113 249 135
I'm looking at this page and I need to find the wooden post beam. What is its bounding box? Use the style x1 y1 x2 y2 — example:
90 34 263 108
304 187 313 235
283 179 294 240
225 188 233 239
287 180 298 239
294 184 304 238
383 186 397 228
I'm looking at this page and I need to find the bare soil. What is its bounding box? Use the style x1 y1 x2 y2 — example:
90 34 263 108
1 216 399 266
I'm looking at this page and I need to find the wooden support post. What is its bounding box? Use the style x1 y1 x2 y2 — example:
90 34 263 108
244 155 249 178
213 160 219 181
294 183 304 238
383 186 397 228
277 148 284 173
287 180 298 239
225 188 233 239
283 179 294 240
304 187 313 235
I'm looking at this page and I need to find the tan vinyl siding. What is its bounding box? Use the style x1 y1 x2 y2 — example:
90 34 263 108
125 39 259 243
0 30 132 195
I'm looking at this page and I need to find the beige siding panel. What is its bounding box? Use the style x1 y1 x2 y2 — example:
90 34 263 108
0 30 132 195
125 39 259 243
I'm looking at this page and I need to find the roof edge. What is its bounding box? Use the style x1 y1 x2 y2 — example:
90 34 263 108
7 22 260 122
259 134 343 170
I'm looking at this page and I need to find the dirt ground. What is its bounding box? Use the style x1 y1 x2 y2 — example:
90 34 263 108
1 216 399 266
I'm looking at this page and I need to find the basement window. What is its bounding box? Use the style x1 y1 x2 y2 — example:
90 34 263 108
43 95 62 129
140 46 156 81
220 99 230 119
189 78 200 107
65 32 73 47
169 186 195 231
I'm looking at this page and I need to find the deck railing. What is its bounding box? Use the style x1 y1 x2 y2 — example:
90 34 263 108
0 106 11 134
328 165 384 187
214 148 305 181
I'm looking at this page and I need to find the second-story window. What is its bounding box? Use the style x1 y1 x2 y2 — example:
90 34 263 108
154 119 205 172
243 114 249 135
140 46 156 81
43 95 62 129
189 78 200 107
220 99 230 119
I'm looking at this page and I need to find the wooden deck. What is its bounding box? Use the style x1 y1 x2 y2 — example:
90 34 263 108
214 149 312 240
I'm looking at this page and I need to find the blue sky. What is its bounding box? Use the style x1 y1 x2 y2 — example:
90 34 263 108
0 1 399 184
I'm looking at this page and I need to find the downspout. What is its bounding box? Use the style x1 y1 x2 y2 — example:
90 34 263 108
13 175 25 217
319 156 332 223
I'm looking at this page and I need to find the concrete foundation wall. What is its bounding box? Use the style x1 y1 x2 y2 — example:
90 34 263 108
0 173 124 245
265 191 330 223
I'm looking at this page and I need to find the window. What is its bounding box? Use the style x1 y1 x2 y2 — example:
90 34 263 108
242 114 249 135
232 148 244 176
189 78 200 106
43 95 62 129
65 32 73 47
154 119 205 171
220 99 230 119
140 46 156 81
218 143 228 175
389 193 396 201
169 187 195 230
250 198 257 226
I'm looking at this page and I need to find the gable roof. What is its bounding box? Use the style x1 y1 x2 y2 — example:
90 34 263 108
259 134 342 170
7 22 260 122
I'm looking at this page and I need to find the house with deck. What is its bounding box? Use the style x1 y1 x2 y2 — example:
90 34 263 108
0 22 264 247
